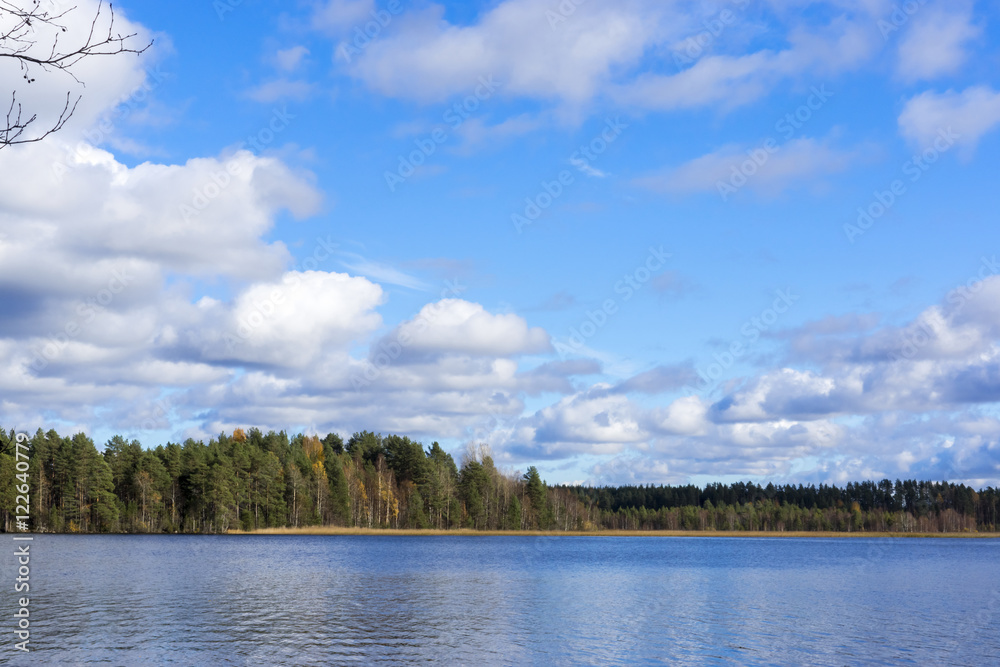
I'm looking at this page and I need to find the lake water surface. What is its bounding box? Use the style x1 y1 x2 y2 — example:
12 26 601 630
3 535 998 665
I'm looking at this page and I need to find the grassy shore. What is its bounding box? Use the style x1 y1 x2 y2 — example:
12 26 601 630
228 527 998 538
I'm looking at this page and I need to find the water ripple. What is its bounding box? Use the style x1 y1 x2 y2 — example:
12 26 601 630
2 535 998 665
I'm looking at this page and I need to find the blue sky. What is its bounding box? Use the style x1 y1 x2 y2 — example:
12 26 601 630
2 0 1000 486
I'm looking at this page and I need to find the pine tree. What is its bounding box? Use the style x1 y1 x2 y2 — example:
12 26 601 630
523 466 549 529
505 494 522 530
325 453 351 526
407 487 429 529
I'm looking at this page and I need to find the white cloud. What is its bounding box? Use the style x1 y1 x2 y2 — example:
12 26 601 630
4 0 1000 489
638 136 857 198
896 5 980 82
898 86 1000 154
651 395 710 436
615 52 772 112
195 271 386 368
391 299 551 357
245 79 315 103
0 0 555 457
339 1 882 115
454 113 546 153
0 121 559 445
591 454 675 485
343 0 672 105
0 0 154 144
613 363 698 394
712 274 1000 423
276 45 310 72
312 0 376 33
482 269 1000 483
518 359 602 395
338 252 429 290
521 387 648 456
0 141 321 282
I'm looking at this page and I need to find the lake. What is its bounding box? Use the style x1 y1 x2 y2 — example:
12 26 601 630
3 535 998 665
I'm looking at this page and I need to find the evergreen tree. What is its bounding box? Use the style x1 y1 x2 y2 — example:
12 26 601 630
2 424 998 535
0 449 16 532
523 466 549 529
407 487 429 529
325 453 351 526
505 494 522 530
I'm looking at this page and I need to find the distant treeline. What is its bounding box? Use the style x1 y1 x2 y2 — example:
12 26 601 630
1 428 997 533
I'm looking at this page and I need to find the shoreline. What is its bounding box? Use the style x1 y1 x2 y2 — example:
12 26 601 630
226 527 999 538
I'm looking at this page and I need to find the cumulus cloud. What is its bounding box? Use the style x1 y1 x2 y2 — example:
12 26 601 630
497 386 850 480
516 387 649 458
483 269 1000 485
591 454 675 485
785 265 1000 366
149 294 560 443
344 0 664 105
193 271 386 368
649 395 710 436
4 0 1000 490
711 273 1000 423
387 299 551 358
0 8 378 441
710 368 852 423
896 4 980 82
0 109 558 446
712 276 1000 422
0 142 321 283
334 0 881 117
898 86 1000 155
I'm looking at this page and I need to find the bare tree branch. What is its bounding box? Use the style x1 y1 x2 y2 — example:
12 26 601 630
0 1 151 148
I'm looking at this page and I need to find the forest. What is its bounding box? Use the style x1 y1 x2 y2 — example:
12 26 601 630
1 427 997 534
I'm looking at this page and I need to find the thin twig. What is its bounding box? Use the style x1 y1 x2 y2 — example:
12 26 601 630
0 1 151 148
